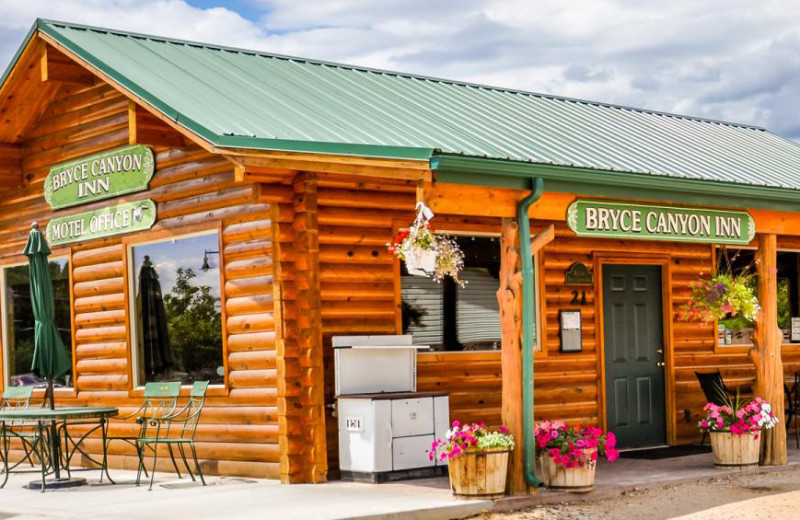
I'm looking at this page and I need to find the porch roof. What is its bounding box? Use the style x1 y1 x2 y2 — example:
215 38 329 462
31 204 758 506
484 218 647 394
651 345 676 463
8 19 800 200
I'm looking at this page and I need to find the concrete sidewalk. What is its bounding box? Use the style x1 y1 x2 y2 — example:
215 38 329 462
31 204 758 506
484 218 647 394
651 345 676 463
3 449 800 520
0 470 490 520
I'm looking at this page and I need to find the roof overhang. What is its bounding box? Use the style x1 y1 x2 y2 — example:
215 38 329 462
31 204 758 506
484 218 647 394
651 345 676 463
431 154 800 212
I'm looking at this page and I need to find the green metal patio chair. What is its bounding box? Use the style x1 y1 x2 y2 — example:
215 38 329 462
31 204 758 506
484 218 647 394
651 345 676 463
0 386 46 472
136 381 210 490
105 381 181 480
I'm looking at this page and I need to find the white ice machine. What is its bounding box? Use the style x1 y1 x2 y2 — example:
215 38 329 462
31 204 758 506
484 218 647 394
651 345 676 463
334 335 449 483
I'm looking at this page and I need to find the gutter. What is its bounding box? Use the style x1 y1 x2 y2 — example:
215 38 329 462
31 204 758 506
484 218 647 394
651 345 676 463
518 178 544 488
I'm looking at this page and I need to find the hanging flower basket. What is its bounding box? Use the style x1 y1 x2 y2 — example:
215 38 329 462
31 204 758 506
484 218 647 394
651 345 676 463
404 248 437 276
388 202 464 284
680 272 760 324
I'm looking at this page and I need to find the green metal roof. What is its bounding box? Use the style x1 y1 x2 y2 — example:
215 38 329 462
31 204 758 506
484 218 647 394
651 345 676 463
8 19 800 199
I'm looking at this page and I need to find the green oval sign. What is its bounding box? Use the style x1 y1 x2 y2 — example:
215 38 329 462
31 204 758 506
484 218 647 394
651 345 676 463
44 144 155 210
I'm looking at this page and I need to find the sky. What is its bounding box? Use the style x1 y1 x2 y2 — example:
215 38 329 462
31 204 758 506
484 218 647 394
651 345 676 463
1 0 800 139
131 233 222 300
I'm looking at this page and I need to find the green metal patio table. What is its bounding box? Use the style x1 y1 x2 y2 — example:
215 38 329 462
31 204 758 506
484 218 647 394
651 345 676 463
0 406 118 491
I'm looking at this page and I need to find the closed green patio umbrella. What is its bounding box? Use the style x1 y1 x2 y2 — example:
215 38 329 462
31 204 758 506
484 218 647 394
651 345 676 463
23 222 71 394
22 222 71 481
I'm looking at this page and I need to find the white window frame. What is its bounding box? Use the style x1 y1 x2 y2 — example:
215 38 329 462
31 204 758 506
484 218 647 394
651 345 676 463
126 229 225 388
1 256 72 387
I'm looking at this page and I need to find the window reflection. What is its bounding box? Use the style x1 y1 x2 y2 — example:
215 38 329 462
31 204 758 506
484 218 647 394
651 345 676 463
716 248 800 346
401 236 502 351
131 233 224 384
3 260 72 387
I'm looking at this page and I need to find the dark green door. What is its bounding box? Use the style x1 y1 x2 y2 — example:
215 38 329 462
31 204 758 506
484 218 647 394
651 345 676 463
603 264 666 449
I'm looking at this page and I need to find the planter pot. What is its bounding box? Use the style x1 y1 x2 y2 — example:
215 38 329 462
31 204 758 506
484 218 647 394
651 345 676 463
709 430 761 468
405 249 436 276
448 450 510 499
539 449 596 493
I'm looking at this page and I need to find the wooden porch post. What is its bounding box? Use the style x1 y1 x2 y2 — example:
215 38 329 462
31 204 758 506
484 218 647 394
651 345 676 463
751 233 787 465
275 172 328 483
498 218 528 495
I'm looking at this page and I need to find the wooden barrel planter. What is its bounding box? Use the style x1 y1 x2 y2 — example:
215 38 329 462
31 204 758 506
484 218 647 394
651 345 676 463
710 431 761 468
448 450 511 499
539 450 596 493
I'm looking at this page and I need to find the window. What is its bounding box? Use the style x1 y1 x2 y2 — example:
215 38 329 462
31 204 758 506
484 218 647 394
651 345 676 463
129 232 224 385
401 235 504 351
716 248 800 346
2 259 73 387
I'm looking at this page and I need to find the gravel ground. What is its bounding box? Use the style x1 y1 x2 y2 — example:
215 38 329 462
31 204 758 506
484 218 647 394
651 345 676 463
474 467 800 520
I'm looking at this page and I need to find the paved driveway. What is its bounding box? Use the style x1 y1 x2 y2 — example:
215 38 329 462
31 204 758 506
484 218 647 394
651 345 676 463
673 490 800 520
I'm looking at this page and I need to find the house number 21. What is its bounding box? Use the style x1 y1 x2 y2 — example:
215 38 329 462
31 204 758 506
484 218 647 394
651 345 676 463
570 290 587 305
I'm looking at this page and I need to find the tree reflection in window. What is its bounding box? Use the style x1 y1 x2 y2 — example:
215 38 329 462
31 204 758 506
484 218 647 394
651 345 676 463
132 233 223 384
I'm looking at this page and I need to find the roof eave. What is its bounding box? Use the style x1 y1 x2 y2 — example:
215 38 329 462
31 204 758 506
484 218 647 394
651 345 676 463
431 154 800 212
0 21 38 97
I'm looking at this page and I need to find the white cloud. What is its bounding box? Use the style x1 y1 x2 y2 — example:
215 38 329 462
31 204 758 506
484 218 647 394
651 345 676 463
2 0 800 138
0 1 264 61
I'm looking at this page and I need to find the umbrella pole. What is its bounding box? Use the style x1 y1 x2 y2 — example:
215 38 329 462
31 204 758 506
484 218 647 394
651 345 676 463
46 379 61 480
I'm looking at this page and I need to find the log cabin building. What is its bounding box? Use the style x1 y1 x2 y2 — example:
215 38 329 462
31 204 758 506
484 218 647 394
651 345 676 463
2 19 800 485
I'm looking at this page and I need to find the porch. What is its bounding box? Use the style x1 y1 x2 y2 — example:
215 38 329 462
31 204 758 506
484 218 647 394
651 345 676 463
1 449 799 520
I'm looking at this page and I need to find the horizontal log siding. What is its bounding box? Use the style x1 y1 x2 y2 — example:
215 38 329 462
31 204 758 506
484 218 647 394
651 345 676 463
296 178 510 470
0 82 279 478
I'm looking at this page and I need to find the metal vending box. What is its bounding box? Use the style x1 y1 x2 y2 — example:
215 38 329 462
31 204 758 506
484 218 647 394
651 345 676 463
334 335 449 483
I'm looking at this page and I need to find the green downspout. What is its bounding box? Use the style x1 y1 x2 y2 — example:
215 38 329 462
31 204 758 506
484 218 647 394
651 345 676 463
519 177 543 487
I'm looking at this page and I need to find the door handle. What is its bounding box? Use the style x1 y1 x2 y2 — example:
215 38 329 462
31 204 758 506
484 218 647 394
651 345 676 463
656 349 663 354
657 361 665 367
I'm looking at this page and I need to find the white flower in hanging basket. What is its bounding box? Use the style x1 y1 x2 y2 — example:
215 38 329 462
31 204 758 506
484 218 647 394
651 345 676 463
387 202 465 285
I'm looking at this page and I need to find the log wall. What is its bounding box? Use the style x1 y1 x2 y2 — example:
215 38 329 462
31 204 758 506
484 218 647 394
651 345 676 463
0 82 280 478
278 179 800 473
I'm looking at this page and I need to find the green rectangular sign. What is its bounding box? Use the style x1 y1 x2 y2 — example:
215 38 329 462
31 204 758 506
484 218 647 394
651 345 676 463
566 199 755 245
46 199 157 246
44 144 155 210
